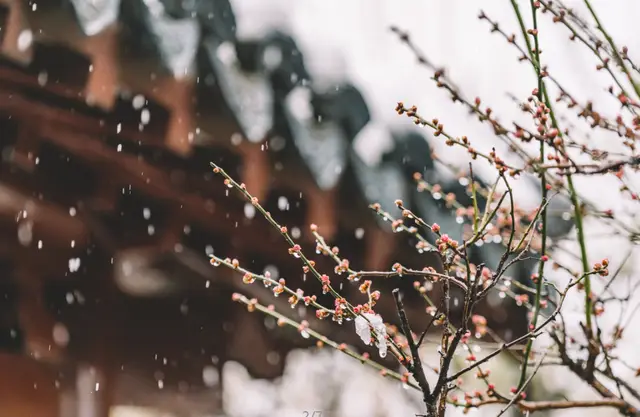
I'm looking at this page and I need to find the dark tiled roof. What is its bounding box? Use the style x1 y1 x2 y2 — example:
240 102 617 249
198 37 275 143
311 83 371 141
159 0 237 41
119 0 202 76
69 0 120 36
384 131 436 180
278 85 349 190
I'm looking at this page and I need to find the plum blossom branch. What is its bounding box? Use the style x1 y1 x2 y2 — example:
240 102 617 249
229 293 417 388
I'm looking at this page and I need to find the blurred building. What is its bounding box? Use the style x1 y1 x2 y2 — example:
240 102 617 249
0 1 571 416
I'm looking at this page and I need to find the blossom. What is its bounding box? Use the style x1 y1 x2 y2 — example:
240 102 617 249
354 313 388 358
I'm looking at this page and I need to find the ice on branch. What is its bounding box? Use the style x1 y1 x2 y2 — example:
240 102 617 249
354 313 388 358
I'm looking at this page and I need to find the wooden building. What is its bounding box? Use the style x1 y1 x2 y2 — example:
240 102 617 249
0 1 572 416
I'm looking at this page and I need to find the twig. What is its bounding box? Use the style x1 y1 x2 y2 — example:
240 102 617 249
392 288 433 411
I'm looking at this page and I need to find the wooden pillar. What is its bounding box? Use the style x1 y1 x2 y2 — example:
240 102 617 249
128 73 197 156
239 143 271 202
306 187 337 241
158 76 197 156
365 228 396 271
82 25 119 110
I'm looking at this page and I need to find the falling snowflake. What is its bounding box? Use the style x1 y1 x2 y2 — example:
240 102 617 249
68 258 81 273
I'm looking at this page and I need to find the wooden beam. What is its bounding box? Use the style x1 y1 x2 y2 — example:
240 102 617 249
0 182 89 250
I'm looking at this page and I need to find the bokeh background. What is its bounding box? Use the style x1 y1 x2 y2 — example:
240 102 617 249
0 0 638 416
